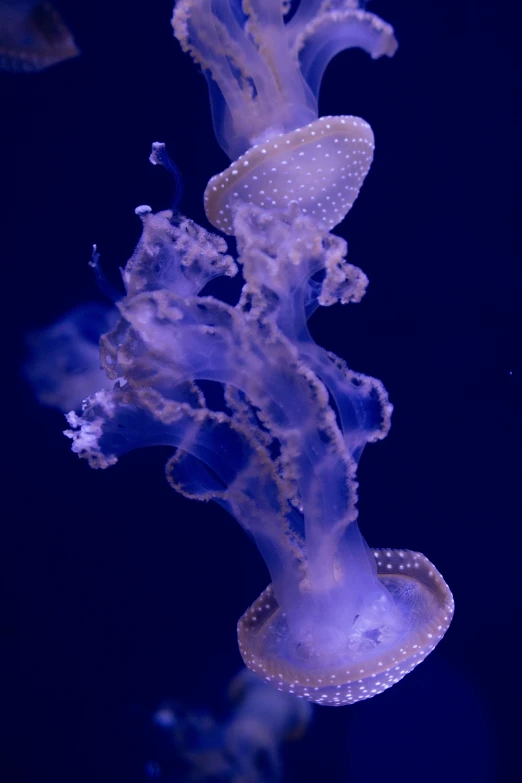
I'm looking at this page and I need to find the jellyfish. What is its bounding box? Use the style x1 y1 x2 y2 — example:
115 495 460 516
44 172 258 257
64 1 454 705
0 1 79 72
24 302 117 413
149 669 311 782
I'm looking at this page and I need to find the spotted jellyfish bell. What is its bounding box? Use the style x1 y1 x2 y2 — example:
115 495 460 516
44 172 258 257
238 549 454 706
204 115 375 234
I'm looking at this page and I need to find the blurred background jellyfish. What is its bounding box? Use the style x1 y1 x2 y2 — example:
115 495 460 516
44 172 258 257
146 669 311 782
24 302 117 413
62 0 454 707
0 1 79 72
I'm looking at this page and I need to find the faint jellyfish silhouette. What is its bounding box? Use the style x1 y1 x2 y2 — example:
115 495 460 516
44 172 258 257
148 669 311 782
24 302 117 413
0 1 79 72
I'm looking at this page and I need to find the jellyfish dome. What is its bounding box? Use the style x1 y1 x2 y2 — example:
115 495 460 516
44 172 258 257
239 549 454 705
204 115 375 234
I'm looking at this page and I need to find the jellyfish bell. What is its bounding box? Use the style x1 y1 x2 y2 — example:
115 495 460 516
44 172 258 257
238 549 454 706
204 115 374 234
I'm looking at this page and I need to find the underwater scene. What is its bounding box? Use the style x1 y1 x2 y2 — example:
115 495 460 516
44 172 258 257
3 1 520 782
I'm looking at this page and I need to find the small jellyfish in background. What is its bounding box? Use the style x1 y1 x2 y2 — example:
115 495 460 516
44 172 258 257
147 669 311 782
0 1 79 72
64 1 454 705
24 302 117 413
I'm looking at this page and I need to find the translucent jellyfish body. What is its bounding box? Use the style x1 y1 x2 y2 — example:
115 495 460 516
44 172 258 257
62 0 454 708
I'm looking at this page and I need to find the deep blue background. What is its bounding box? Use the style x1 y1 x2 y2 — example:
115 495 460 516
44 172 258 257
2 1 520 781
